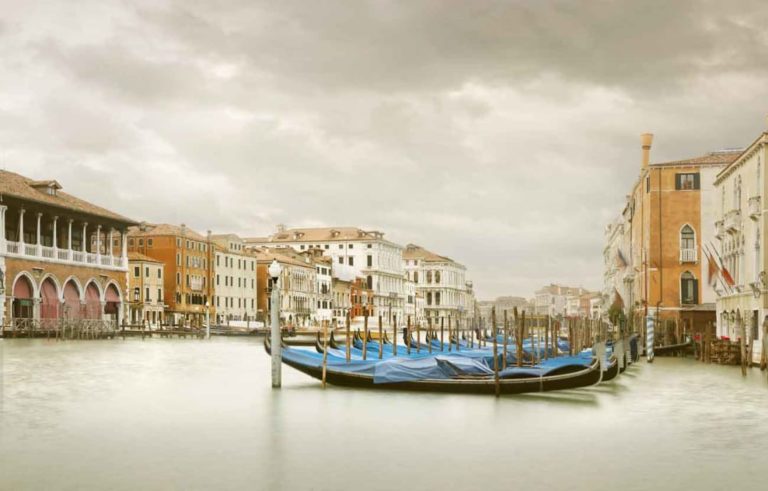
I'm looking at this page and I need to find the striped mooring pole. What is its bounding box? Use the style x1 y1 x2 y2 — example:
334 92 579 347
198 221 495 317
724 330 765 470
646 316 655 363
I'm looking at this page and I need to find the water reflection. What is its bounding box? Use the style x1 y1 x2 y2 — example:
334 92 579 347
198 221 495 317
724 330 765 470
1 337 768 490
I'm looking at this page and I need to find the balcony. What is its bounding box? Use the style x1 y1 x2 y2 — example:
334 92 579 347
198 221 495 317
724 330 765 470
679 248 697 263
715 219 724 240
2 240 126 270
749 196 761 221
724 209 741 234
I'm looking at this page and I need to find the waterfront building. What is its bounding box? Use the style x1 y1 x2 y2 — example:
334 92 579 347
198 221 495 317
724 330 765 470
127 223 214 327
332 278 352 327
210 234 258 326
535 284 589 317
349 277 374 320
602 214 633 319
0 170 134 329
254 247 317 327
245 226 405 322
127 252 165 327
403 243 470 329
605 133 741 333
310 252 333 322
403 276 416 323
713 130 768 363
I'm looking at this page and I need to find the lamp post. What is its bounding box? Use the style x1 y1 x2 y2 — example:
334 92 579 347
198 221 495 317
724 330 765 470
269 259 283 388
205 301 210 339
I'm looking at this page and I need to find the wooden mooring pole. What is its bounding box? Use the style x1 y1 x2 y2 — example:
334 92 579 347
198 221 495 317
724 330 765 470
363 313 368 360
378 315 383 360
392 314 398 357
345 311 351 363
503 310 508 369
407 315 412 355
322 320 329 388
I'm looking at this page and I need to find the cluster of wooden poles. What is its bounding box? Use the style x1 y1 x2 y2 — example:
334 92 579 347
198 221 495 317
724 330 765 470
315 307 611 389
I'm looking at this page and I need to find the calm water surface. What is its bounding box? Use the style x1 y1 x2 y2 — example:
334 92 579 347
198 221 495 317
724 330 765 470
1 337 768 491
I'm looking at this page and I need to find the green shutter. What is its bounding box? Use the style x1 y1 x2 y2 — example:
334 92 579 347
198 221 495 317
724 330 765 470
693 173 701 190
675 174 682 190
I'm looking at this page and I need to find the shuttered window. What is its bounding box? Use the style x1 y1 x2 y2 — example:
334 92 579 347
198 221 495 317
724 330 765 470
675 173 700 190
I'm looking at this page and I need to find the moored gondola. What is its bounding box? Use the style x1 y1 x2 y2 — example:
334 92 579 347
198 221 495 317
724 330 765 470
266 335 605 395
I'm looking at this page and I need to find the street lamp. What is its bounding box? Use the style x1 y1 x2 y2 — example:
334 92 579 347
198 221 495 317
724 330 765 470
269 259 283 388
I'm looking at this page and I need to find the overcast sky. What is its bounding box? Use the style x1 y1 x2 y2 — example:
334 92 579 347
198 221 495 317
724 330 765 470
2 1 768 300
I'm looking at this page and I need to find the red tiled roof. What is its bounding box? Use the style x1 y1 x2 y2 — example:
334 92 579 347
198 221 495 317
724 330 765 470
0 169 135 224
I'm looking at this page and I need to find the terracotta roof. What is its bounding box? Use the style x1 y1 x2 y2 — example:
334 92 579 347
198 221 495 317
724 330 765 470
128 252 163 264
127 223 207 241
651 150 742 168
245 226 389 243
0 169 135 224
403 243 455 263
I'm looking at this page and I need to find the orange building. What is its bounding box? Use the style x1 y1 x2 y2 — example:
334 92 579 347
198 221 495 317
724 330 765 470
609 134 741 333
127 223 214 327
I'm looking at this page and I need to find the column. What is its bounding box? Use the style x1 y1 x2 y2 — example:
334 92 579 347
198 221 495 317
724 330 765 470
19 208 25 245
108 228 114 265
67 219 73 261
82 223 88 253
0 204 6 253
121 230 128 268
52 216 59 251
96 225 102 261
33 297 41 322
36 213 42 255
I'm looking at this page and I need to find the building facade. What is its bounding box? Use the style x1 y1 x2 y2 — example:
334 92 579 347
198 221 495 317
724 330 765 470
0 170 134 329
245 226 405 322
713 131 768 363
254 247 317 327
605 133 741 333
211 234 257 325
127 223 214 327
403 243 469 329
127 252 165 327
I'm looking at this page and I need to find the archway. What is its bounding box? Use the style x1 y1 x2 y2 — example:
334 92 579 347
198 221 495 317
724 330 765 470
84 282 102 319
104 283 121 321
12 275 34 319
63 280 82 319
40 277 60 320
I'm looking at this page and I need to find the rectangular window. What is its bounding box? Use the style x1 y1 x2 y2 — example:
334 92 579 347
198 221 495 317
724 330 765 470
675 173 700 190
158 268 162 279
338 257 343 264
145 266 150 278
157 289 162 302
646 176 650 193
146 288 150 301
367 255 372 267
134 266 140 277
349 244 353 249
348 257 354 266
176 272 180 285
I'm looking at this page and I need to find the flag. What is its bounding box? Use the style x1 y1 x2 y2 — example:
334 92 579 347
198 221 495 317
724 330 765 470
703 248 718 287
706 242 735 289
722 267 735 287
615 249 628 269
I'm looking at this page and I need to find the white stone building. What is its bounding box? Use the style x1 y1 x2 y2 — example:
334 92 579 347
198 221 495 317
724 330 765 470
211 234 258 325
402 244 469 329
245 226 405 322
313 254 333 322
714 130 768 363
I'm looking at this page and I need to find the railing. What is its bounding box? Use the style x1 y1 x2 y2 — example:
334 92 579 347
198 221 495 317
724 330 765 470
749 195 761 220
2 240 126 271
725 209 741 234
680 248 697 263
6 240 20 254
41 245 55 259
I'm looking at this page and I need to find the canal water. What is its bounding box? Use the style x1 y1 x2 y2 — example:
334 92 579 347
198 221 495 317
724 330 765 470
1 337 767 491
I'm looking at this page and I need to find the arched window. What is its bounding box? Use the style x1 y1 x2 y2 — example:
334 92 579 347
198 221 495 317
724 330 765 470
680 225 695 250
435 271 441 284
680 271 698 305
426 292 432 306
413 271 418 284
426 271 432 284
366 275 373 290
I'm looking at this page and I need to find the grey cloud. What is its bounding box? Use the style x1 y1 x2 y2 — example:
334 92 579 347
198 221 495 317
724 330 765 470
2 1 768 299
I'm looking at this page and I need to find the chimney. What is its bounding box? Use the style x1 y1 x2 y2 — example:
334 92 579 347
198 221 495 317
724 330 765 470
181 223 186 236
139 221 147 232
641 133 654 169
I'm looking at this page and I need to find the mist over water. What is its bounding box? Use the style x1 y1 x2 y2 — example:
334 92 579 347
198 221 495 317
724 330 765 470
1 337 767 490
